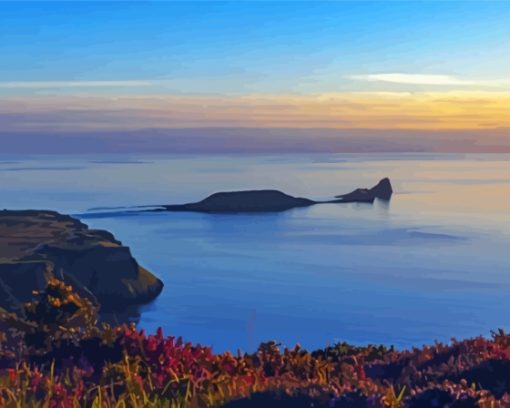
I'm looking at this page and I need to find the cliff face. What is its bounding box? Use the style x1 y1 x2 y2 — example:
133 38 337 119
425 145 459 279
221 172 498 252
0 210 163 314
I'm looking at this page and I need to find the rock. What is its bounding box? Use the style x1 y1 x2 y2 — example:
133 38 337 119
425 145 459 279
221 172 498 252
163 190 315 213
0 210 163 315
78 179 393 218
157 179 393 214
335 178 393 202
370 177 393 200
334 188 375 203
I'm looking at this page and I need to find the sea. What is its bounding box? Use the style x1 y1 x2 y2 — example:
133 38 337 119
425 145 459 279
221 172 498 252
1 153 510 352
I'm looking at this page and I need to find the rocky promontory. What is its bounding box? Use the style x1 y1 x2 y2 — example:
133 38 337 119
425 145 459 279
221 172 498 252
156 178 393 213
0 210 163 315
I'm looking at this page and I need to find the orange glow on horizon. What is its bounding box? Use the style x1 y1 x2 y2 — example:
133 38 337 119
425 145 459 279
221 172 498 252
2 91 510 131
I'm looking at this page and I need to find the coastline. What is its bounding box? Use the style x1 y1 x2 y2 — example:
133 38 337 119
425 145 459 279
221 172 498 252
0 209 163 318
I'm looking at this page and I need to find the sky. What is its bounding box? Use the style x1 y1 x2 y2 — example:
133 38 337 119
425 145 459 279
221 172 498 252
1 1 510 153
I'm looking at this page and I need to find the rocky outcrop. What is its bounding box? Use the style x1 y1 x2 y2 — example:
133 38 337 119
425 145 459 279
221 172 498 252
162 190 315 213
370 177 393 200
334 178 393 203
157 179 393 214
0 210 163 315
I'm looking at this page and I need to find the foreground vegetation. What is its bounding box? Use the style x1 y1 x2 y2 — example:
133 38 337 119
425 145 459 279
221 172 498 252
0 280 509 407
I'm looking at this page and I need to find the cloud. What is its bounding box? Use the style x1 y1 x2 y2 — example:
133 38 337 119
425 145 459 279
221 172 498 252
0 80 152 89
2 91 510 131
348 73 510 87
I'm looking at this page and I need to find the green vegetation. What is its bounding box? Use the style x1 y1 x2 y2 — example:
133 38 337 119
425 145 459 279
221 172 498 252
0 280 508 407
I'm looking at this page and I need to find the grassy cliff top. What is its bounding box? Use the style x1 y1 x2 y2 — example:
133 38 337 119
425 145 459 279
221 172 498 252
0 210 120 261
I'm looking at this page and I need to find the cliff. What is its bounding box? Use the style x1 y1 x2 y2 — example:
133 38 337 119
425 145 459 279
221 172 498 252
0 210 163 315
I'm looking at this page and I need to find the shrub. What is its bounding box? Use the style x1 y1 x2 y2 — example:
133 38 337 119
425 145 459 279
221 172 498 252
0 280 510 407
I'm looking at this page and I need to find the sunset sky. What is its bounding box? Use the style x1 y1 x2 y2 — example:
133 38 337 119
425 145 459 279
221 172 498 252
2 1 510 152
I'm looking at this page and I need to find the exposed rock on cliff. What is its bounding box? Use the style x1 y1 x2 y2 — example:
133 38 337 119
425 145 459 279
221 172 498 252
0 210 163 314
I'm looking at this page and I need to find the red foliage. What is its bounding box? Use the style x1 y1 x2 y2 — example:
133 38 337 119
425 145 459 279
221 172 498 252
1 281 510 407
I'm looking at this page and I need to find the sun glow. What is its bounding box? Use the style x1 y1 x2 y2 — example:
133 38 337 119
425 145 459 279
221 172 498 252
2 91 510 131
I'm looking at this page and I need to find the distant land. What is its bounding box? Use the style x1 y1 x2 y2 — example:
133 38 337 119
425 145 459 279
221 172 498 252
1 128 510 154
160 178 393 213
78 179 393 218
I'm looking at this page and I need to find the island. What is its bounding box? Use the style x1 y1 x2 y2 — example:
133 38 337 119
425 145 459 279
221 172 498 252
156 178 393 213
0 210 163 315
162 190 315 213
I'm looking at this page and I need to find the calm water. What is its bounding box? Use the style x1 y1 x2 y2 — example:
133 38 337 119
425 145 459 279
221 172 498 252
1 154 510 351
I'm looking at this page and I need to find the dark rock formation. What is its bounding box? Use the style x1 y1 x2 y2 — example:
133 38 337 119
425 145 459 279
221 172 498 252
370 177 393 200
158 178 393 214
0 210 163 315
335 178 393 202
162 190 315 213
